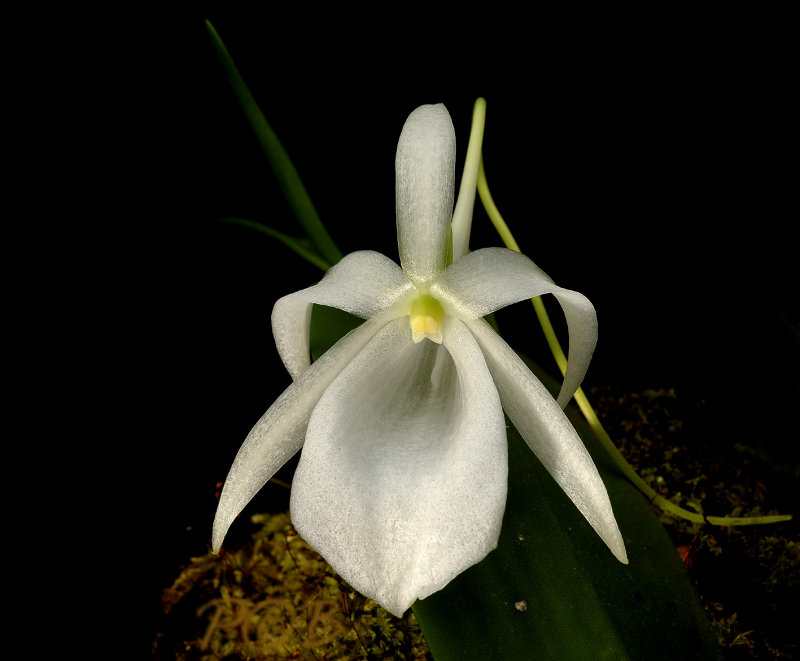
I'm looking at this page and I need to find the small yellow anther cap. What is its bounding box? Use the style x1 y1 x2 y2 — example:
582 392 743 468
409 295 445 344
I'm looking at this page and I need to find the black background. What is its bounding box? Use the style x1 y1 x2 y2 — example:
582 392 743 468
80 10 797 657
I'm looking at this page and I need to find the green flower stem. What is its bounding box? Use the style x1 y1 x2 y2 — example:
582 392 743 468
476 157 519 252
477 154 791 528
451 98 487 260
220 217 332 272
206 20 343 267
706 515 793 526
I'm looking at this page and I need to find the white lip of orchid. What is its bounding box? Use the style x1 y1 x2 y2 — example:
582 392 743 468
212 102 627 618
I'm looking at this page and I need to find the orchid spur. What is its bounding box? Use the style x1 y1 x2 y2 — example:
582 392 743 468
212 102 627 618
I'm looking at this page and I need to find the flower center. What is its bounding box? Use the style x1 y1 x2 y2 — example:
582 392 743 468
409 294 445 344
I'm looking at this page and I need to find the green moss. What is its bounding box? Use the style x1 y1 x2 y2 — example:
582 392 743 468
153 512 432 660
590 387 799 659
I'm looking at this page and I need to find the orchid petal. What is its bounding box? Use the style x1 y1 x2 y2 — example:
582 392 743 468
272 251 415 379
212 315 391 552
432 247 598 407
290 316 507 617
467 318 627 564
396 104 456 289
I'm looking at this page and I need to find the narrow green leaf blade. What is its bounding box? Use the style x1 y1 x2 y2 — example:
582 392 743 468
205 20 343 266
219 217 331 271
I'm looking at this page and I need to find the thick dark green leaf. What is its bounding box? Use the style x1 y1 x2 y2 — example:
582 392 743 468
304 305 720 659
309 304 363 361
413 359 722 661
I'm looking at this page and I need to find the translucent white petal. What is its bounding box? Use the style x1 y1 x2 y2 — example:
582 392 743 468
291 316 507 617
212 315 390 552
432 247 598 407
272 251 415 379
467 318 628 564
396 104 456 289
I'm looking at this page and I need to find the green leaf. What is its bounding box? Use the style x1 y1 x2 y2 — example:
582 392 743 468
219 217 331 272
303 305 720 659
309 305 363 362
205 20 343 267
412 358 722 661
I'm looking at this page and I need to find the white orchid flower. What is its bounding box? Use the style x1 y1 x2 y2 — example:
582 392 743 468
212 103 627 618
